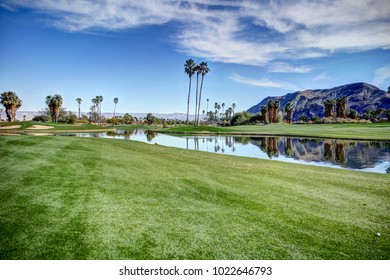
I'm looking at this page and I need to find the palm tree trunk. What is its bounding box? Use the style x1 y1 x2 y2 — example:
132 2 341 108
197 74 205 126
113 104 116 118
194 73 200 126
186 77 192 125
78 104 81 120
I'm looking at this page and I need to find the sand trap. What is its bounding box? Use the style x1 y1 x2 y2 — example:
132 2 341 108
27 133 54 136
0 125 22 129
27 125 54 130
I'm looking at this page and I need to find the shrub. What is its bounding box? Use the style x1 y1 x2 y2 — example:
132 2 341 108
32 115 49 122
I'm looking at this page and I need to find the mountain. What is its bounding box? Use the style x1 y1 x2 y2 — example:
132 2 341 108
247 82 390 121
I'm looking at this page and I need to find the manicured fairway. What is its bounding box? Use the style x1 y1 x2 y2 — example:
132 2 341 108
159 123 390 140
0 135 389 259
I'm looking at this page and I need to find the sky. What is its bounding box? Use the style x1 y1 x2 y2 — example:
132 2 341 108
0 0 389 115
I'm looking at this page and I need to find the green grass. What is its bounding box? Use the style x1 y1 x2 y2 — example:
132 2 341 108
159 123 390 140
0 135 389 260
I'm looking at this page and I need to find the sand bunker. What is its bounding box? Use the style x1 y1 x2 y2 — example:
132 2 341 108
27 125 54 130
0 125 22 129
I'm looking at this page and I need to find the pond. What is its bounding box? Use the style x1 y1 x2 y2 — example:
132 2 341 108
59 129 390 174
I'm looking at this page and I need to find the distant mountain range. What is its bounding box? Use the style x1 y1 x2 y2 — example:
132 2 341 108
3 111 194 122
247 82 390 121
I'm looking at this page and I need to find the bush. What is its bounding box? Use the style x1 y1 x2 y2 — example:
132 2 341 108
32 115 49 122
231 111 251 126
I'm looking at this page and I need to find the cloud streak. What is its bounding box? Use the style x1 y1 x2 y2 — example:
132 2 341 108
229 74 299 91
373 64 390 86
3 0 390 69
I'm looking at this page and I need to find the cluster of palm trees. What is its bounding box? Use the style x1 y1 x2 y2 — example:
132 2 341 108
206 102 236 123
260 99 281 124
0 91 22 122
45 94 63 123
323 96 348 118
184 59 210 126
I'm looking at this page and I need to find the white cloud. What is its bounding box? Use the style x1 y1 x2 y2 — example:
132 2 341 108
229 74 299 91
3 0 390 67
373 65 390 86
268 62 312 73
313 72 337 82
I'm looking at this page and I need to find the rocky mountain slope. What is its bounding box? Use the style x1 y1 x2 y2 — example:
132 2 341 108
247 82 390 121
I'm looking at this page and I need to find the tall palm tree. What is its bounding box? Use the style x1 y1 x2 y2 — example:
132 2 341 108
76 97 82 120
98 95 103 122
113 97 118 117
274 100 280 123
336 96 348 118
323 99 335 118
194 64 201 126
196 61 210 126
221 102 225 118
261 105 268 124
232 103 236 115
267 99 275 123
284 102 294 124
0 91 22 122
46 94 63 123
93 95 103 124
91 97 99 122
184 59 196 125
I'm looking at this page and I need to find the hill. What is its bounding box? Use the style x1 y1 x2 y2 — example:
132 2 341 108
247 82 390 121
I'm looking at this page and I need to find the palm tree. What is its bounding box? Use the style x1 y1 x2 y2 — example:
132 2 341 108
93 95 103 124
196 62 210 126
0 108 2 121
113 97 118 117
323 99 335 118
76 97 82 120
0 91 22 122
267 99 275 123
261 105 268 124
232 103 236 115
91 96 99 122
98 95 103 123
284 102 294 124
46 94 63 123
194 64 201 126
336 96 348 118
274 100 280 123
184 59 196 125
221 102 225 118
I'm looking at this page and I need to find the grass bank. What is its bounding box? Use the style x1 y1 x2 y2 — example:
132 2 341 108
0 135 389 259
0 121 113 132
158 123 390 140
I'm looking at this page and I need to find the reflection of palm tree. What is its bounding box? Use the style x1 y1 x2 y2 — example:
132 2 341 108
335 142 346 163
145 130 156 142
285 138 293 157
194 137 199 151
324 141 334 161
267 137 279 158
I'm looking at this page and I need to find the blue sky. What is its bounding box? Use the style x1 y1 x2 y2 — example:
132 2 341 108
1 0 389 115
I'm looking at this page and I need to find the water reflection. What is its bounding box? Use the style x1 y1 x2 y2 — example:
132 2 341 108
58 129 390 173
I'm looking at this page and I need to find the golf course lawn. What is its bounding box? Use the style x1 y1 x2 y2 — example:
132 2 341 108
158 122 390 140
0 135 389 260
